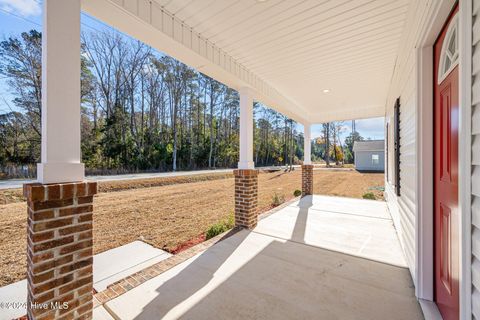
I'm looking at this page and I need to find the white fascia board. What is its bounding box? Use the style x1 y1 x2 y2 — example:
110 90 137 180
81 0 309 124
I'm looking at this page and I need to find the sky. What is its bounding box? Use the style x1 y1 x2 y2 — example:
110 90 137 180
0 0 385 143
0 0 42 114
0 0 113 114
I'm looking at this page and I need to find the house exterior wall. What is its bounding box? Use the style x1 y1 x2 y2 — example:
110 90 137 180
385 1 480 316
384 0 440 281
354 151 385 172
471 0 480 317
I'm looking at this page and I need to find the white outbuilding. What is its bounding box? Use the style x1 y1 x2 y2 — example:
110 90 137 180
352 140 385 172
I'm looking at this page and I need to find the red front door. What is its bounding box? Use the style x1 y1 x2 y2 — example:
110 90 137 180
434 5 459 320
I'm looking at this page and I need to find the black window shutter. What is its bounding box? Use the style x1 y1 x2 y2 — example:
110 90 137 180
386 123 389 181
393 98 401 196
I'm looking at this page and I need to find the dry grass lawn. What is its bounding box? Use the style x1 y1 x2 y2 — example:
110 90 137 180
0 169 383 286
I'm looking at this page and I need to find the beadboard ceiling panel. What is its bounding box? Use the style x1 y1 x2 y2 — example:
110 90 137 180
83 0 412 123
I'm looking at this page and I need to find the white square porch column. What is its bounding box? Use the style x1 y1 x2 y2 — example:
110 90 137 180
25 4 93 318
302 123 313 196
303 123 312 164
38 0 84 184
238 87 255 169
234 87 258 229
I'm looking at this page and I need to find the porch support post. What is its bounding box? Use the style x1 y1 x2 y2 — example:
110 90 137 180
24 182 97 319
38 0 84 184
24 2 95 319
302 123 313 196
234 87 258 229
238 87 255 170
303 123 312 165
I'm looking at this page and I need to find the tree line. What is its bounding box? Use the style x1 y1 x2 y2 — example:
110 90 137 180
0 29 304 175
311 122 364 165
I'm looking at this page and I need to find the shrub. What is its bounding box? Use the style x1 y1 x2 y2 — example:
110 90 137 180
206 223 228 240
205 213 235 240
293 189 302 197
225 214 234 228
362 192 376 200
272 192 286 207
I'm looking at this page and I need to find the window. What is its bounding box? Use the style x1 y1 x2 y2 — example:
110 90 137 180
438 13 459 84
394 98 401 196
372 154 379 165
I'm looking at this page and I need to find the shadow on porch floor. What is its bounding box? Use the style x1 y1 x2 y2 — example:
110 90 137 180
101 195 423 320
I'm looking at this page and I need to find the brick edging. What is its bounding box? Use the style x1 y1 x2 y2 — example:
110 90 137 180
93 228 241 307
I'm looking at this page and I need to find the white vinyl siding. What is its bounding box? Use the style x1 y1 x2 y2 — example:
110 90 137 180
385 0 438 280
354 151 385 171
471 0 480 318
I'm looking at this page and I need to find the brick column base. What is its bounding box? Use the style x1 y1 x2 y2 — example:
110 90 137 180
24 181 97 320
234 169 258 229
302 164 314 196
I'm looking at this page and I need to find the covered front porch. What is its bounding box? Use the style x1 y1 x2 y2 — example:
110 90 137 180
20 0 432 318
93 195 422 320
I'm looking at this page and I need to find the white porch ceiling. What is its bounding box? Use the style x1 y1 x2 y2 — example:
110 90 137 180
82 0 412 124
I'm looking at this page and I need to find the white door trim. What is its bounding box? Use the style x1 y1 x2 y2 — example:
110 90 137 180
415 0 473 319
458 0 473 318
415 42 434 301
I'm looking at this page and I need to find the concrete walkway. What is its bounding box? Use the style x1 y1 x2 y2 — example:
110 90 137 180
103 195 423 320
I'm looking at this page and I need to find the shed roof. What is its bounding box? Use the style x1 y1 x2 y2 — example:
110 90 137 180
353 140 385 152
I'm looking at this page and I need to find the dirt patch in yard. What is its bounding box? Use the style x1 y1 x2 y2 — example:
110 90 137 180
0 189 24 205
0 169 383 286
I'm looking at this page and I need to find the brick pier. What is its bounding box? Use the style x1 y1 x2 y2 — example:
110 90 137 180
302 164 314 196
24 181 97 319
234 169 258 229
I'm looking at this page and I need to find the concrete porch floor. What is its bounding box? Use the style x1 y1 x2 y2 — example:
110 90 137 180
102 195 424 320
